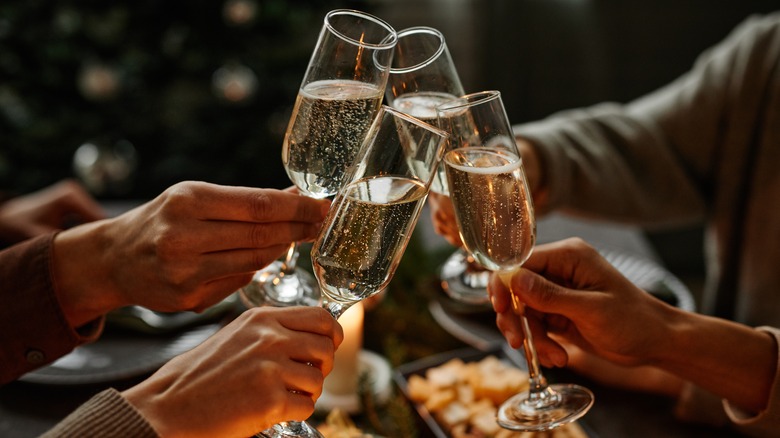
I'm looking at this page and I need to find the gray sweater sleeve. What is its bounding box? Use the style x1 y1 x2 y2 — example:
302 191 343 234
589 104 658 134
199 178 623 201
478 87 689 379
514 100 706 226
40 389 159 438
513 13 780 228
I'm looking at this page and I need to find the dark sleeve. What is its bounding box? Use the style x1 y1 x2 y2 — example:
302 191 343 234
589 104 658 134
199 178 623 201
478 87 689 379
0 233 103 385
40 388 159 438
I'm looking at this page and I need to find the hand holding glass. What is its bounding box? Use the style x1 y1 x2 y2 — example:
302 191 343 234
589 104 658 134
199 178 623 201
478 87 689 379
439 91 594 431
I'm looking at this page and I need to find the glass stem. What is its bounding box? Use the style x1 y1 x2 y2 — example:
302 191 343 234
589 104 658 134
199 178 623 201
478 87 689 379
518 310 558 407
504 271 560 409
280 242 299 276
256 420 323 438
280 421 319 437
321 297 349 320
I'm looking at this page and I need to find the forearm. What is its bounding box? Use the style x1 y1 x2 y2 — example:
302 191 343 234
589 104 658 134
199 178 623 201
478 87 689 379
658 309 777 413
52 219 126 328
513 104 707 226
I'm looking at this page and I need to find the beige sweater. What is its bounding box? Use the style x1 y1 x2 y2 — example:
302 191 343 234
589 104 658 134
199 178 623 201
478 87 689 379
514 12 780 436
41 389 158 437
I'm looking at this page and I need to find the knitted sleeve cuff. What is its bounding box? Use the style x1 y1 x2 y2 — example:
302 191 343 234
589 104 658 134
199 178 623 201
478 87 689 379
41 388 159 438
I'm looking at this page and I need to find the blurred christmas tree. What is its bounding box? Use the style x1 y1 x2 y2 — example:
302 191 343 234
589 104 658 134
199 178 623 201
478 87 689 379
0 0 360 198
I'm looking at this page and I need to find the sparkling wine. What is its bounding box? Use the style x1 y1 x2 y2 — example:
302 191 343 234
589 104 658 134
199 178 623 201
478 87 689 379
312 176 428 304
391 91 459 195
392 91 458 122
444 147 535 271
283 80 384 198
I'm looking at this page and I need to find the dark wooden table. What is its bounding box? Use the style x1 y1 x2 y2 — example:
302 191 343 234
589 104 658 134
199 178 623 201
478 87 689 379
0 210 736 437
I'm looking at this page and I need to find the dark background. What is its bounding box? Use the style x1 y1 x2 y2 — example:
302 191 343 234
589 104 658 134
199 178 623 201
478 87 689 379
0 0 350 197
2 0 778 282
1 3 777 436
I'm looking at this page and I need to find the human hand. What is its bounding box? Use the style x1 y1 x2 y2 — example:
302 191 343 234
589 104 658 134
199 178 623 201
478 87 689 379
0 179 105 243
428 192 462 247
492 238 779 414
123 306 344 438
53 181 331 326
515 138 542 198
489 237 680 369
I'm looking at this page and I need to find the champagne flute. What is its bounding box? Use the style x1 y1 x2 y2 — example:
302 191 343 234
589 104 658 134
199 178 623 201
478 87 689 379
260 106 447 437
240 9 397 309
439 91 594 431
244 9 397 438
312 105 448 319
385 27 490 305
301 106 445 437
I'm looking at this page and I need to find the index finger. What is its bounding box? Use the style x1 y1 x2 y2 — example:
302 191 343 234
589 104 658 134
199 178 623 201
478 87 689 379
522 238 612 286
183 182 331 224
275 307 344 346
488 273 513 314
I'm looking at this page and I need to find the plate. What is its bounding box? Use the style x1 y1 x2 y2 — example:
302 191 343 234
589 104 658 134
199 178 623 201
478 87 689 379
106 293 238 334
598 248 695 311
435 246 695 316
19 322 223 385
19 296 239 385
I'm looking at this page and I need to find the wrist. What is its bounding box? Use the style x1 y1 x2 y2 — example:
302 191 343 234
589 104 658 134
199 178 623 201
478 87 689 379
122 378 172 437
646 303 695 366
654 310 777 412
52 219 125 327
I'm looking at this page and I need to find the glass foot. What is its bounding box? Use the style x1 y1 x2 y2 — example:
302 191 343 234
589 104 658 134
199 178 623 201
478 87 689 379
440 249 491 305
256 421 323 438
240 261 321 308
497 384 594 432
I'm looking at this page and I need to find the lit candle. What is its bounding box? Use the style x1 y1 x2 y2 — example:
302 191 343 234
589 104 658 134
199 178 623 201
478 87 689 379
323 302 364 396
